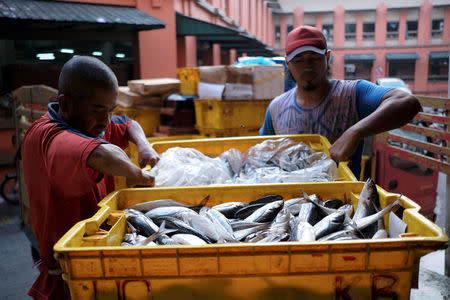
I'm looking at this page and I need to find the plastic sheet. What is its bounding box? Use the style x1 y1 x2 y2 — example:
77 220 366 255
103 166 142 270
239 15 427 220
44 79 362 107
150 138 337 187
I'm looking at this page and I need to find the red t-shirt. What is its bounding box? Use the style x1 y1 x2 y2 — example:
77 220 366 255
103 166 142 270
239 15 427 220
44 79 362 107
22 103 131 300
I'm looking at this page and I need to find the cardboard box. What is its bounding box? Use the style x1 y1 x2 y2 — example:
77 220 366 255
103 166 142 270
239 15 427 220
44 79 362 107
198 66 228 84
117 86 161 108
223 66 253 100
250 65 284 100
127 78 180 96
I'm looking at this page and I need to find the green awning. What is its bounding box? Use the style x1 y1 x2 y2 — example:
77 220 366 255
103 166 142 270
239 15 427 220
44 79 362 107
429 51 449 59
344 54 376 61
0 0 165 40
176 13 278 57
386 53 420 60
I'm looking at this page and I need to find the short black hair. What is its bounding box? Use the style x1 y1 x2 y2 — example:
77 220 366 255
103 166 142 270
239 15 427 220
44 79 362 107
58 56 118 100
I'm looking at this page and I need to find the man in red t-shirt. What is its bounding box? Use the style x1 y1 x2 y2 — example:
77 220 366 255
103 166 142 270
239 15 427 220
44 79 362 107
21 56 160 300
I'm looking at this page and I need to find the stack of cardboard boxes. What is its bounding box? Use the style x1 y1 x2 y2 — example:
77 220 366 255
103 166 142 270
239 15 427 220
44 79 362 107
116 78 180 136
194 65 284 137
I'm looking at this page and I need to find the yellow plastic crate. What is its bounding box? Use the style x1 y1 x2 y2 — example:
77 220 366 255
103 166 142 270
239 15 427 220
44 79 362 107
114 106 160 137
197 126 260 138
151 134 358 181
176 67 199 95
194 99 271 129
54 182 448 300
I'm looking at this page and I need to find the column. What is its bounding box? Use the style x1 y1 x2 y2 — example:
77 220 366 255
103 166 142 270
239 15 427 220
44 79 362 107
240 0 249 32
137 0 177 78
443 7 450 44
417 0 432 45
316 14 323 30
356 12 363 47
334 5 346 48
398 9 406 46
268 8 274 47
280 15 287 53
213 43 221 65
185 36 197 67
250 0 257 36
229 49 237 64
262 2 268 44
374 2 387 46
293 5 304 29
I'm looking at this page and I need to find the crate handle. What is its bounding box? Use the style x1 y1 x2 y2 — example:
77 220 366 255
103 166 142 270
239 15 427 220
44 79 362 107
85 206 111 236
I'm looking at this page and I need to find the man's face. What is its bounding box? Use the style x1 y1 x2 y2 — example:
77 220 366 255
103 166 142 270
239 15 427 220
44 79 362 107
67 87 118 138
287 51 329 91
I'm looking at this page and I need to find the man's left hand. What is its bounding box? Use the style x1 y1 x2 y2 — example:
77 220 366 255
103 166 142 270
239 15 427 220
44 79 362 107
138 144 160 168
329 127 361 164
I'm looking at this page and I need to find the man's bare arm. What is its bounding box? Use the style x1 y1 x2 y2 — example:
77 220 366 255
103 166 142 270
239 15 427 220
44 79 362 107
87 143 154 187
330 89 422 162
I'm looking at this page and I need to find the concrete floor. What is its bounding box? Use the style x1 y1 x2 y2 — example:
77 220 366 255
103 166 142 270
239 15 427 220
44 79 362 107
0 193 448 300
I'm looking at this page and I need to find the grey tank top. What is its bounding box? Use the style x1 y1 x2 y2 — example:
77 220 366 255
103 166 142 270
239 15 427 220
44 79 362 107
270 80 359 144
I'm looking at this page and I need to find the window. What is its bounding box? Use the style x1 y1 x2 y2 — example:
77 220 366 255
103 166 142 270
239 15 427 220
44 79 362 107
322 24 333 41
363 23 375 40
287 25 293 34
275 25 280 40
345 23 356 40
406 21 418 39
388 60 415 82
431 19 444 37
387 22 399 39
345 61 373 80
428 53 449 82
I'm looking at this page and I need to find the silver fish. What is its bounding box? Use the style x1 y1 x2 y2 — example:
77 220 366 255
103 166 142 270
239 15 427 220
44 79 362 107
318 229 360 241
154 216 214 243
353 178 380 221
171 234 207 245
291 220 316 242
128 199 193 212
212 202 248 219
372 229 388 239
234 223 270 241
351 198 401 231
244 200 284 223
145 206 193 219
313 210 346 239
175 210 221 242
200 207 237 242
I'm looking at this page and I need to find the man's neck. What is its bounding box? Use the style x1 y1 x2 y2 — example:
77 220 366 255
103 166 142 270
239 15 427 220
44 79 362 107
296 79 332 109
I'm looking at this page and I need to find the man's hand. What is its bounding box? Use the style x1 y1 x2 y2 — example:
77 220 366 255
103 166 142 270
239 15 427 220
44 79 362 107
138 144 160 168
329 126 361 163
126 169 155 187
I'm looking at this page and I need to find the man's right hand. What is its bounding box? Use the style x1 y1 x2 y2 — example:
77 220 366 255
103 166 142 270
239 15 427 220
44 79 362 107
126 169 155 188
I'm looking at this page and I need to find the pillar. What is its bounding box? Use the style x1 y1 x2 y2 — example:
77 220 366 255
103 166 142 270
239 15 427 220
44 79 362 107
374 2 387 47
443 7 450 44
293 5 304 29
137 0 177 78
280 15 287 53
229 49 237 65
213 43 221 65
356 12 363 47
418 0 432 45
334 5 346 48
398 9 406 46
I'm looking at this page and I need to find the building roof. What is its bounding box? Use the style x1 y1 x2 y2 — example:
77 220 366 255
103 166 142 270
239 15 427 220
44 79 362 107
0 0 165 32
176 13 278 57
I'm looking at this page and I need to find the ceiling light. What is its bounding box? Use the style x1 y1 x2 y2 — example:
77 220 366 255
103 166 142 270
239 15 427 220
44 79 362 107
60 48 74 54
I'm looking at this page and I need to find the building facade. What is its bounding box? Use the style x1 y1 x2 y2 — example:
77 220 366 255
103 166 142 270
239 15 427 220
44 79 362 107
1 0 448 96
272 0 450 96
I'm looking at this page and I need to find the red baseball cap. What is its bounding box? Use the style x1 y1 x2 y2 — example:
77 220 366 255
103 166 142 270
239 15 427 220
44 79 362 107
286 25 327 62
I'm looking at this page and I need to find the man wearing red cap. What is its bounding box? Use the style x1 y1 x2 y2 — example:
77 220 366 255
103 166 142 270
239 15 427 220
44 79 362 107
260 25 421 177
